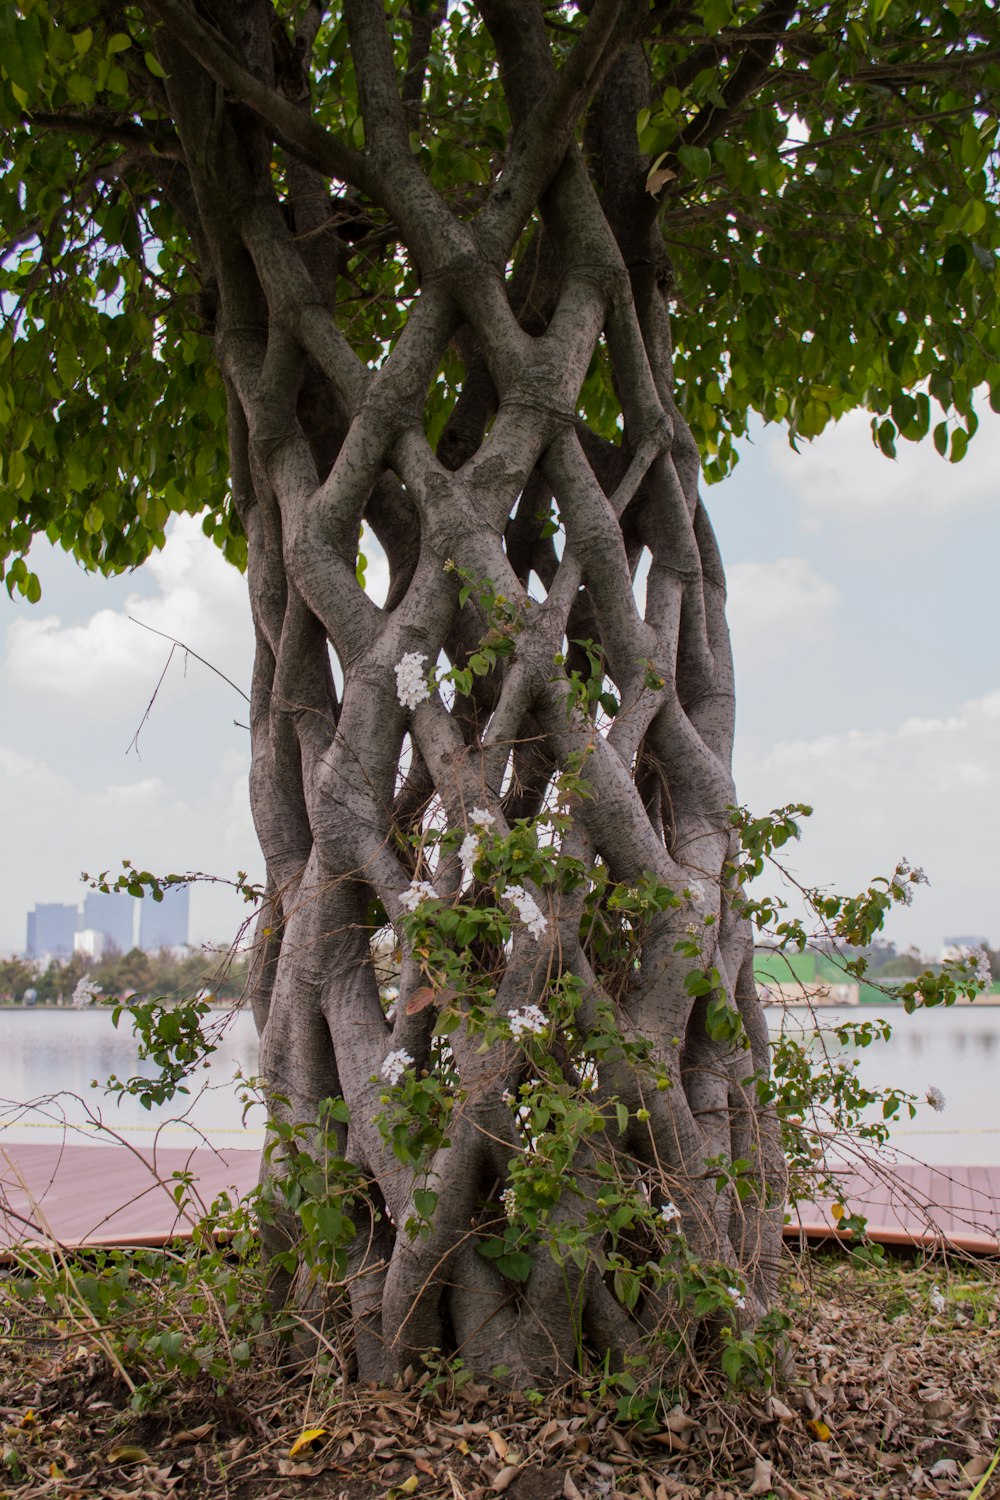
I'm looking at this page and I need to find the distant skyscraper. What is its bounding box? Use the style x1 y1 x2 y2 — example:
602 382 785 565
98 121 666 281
26 903 79 959
82 891 136 953
139 886 190 951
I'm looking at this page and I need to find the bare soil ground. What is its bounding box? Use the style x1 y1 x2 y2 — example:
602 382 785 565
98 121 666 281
2 1250 998 1500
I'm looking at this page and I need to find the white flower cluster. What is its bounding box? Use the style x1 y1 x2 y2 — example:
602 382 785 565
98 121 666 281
727 1285 747 1311
501 1186 517 1217
504 884 547 941
968 946 992 987
508 1003 547 1039
458 834 480 880
398 879 438 913
72 976 102 1009
381 1048 414 1086
394 652 430 711
892 858 929 906
457 810 495 884
686 880 706 904
925 1085 946 1113
659 1201 681 1226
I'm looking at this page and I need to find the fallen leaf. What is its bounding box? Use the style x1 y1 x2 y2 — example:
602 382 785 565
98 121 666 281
489 1432 509 1461
922 1399 954 1420
278 1458 326 1477
106 1444 152 1466
171 1422 215 1445
415 1458 436 1476
563 1474 585 1500
289 1427 328 1458
664 1405 700 1434
649 1431 690 1454
493 1465 521 1492
748 1455 773 1495
397 1477 420 1495
805 1419 832 1442
767 1397 795 1425
962 1455 993 1480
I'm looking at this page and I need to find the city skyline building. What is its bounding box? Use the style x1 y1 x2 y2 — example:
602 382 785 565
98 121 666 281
138 885 190 951
25 902 78 960
82 890 136 953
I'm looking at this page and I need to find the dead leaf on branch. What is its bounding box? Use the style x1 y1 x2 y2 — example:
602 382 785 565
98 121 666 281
645 153 678 196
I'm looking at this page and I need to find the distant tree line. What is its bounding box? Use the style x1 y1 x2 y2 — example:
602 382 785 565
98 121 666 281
811 939 1000 984
0 947 250 1006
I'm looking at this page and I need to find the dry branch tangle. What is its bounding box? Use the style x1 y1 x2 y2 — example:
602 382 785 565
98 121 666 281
150 1 786 1382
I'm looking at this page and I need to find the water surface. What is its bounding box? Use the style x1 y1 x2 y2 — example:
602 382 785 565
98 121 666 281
2 1003 998 1164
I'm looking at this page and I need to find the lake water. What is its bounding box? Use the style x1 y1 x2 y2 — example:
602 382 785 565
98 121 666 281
1 1004 998 1165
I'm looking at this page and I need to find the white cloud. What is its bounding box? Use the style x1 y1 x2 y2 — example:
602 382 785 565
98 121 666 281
768 401 1000 518
4 515 252 711
726 556 841 653
0 742 258 954
735 688 1000 947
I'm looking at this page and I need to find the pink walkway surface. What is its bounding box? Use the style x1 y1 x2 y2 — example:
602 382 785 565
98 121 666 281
2 1142 998 1256
0 1141 260 1253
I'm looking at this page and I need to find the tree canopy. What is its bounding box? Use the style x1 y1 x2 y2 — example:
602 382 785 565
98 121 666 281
1 0 996 597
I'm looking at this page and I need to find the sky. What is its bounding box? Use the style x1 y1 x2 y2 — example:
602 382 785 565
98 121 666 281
1 402 998 958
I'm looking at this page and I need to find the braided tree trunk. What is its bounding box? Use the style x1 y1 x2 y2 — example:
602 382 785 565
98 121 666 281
152 1 786 1384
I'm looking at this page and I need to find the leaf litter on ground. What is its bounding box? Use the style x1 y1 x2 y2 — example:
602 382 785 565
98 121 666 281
1 1250 998 1500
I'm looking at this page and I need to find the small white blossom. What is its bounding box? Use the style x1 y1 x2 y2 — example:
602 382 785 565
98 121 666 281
394 652 431 711
925 1085 946 1113
684 922 700 938
381 1048 415 1086
659 1201 681 1226
502 1089 515 1106
504 884 547 941
470 808 496 830
398 879 439 913
501 1186 517 1216
508 1003 547 1039
686 880 706 904
72 976 102 1009
726 1285 747 1311
930 1286 947 1314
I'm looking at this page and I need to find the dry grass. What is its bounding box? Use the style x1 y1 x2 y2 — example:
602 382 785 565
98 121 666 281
1 1249 998 1500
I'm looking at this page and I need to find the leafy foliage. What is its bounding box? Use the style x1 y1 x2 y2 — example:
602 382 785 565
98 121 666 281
0 0 996 592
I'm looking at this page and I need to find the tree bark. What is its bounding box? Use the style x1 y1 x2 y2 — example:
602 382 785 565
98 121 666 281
142 0 786 1385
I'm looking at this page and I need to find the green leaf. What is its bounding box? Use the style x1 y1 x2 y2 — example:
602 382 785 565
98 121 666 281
107 33 132 53
677 144 711 180
144 51 169 79
495 1250 533 1283
413 1188 438 1219
475 1238 507 1260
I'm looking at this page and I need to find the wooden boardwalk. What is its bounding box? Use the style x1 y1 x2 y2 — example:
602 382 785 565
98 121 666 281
0 1141 260 1253
2 1141 999 1257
